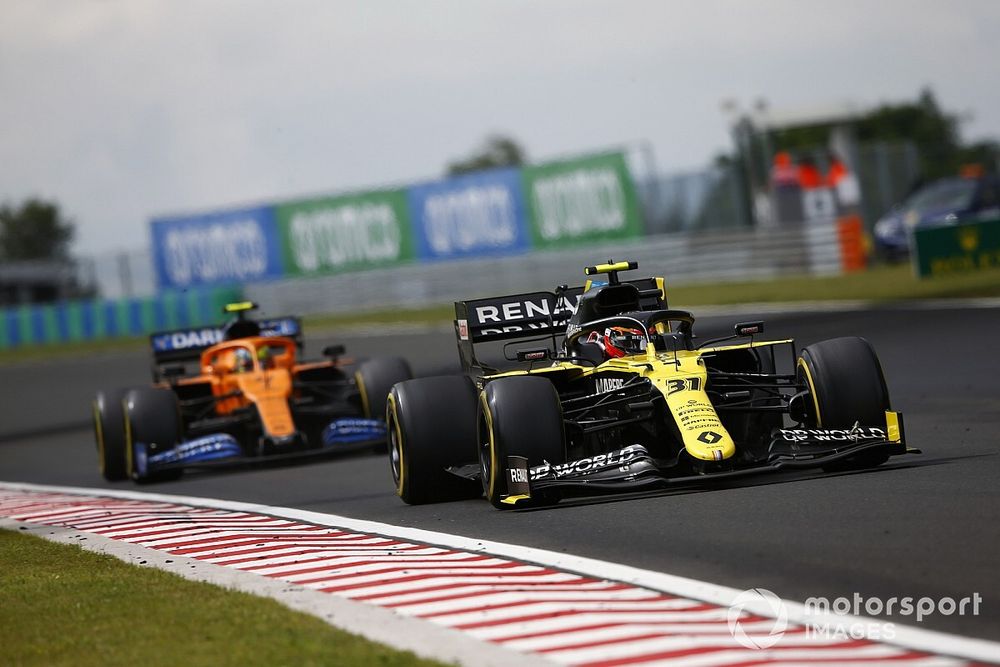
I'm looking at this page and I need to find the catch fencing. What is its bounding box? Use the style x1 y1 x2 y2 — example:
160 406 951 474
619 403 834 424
0 222 852 349
246 223 846 316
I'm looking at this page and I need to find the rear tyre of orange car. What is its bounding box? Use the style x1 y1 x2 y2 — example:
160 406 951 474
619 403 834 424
357 357 412 423
387 376 482 504
478 377 565 509
124 387 184 483
358 357 413 452
94 388 129 481
797 336 892 471
356 357 413 419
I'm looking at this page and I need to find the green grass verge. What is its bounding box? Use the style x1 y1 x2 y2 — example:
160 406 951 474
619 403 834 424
0 529 448 667
2 263 999 365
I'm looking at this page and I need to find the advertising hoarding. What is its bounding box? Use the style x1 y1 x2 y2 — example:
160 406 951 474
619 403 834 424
522 152 642 249
407 168 530 261
151 206 283 289
276 190 414 276
913 218 1000 277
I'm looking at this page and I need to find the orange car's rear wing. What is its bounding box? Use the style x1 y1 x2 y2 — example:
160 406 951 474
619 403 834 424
150 316 302 365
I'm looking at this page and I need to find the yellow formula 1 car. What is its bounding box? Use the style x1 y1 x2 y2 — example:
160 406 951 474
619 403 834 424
387 261 916 508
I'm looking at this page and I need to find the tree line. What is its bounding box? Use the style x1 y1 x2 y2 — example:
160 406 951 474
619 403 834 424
0 199 75 262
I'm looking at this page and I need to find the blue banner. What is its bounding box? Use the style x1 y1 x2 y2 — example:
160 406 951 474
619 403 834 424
407 168 530 261
151 206 283 289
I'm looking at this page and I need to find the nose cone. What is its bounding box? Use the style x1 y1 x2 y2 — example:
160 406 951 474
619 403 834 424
654 376 736 462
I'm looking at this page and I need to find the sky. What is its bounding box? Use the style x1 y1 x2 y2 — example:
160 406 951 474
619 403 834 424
2 0 999 256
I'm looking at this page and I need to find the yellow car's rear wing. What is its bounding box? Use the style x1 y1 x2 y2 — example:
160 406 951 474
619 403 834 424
453 275 666 373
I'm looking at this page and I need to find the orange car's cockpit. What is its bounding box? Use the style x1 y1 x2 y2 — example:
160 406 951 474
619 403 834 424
198 338 299 424
201 338 298 377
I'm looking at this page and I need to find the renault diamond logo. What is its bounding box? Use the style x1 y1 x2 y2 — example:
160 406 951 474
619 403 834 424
698 431 722 444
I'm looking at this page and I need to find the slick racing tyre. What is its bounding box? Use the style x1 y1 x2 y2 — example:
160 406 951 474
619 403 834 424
797 336 891 470
478 376 565 509
356 357 413 420
93 388 129 481
124 387 184 483
387 376 481 504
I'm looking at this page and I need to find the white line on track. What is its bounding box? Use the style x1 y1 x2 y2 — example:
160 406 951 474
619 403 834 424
2 481 998 666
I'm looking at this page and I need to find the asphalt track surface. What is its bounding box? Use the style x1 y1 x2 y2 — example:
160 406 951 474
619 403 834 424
2 305 999 644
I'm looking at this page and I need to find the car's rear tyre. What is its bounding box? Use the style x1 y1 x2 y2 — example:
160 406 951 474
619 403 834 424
478 376 565 509
94 388 128 481
387 376 481 504
797 336 891 471
356 357 413 419
124 387 184 483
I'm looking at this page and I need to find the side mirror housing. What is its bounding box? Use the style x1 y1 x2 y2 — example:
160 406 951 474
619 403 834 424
323 344 346 359
734 321 764 337
516 348 550 362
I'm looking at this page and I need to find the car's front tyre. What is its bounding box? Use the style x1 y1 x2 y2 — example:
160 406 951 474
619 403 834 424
478 376 565 509
797 336 892 470
93 388 129 481
387 376 481 504
124 387 184 483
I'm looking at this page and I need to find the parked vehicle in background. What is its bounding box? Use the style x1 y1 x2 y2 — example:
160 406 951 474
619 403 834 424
873 172 1000 260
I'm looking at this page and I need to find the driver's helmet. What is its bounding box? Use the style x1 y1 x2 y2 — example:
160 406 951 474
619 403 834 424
233 347 253 373
588 326 646 358
257 345 274 369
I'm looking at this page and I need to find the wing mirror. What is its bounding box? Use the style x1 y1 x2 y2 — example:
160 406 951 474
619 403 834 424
734 321 764 336
323 344 345 359
516 348 550 362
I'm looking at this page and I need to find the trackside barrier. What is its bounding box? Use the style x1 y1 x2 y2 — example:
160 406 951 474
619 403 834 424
0 287 242 350
246 225 844 317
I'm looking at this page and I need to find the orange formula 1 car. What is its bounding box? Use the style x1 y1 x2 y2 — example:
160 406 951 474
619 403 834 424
93 302 411 482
